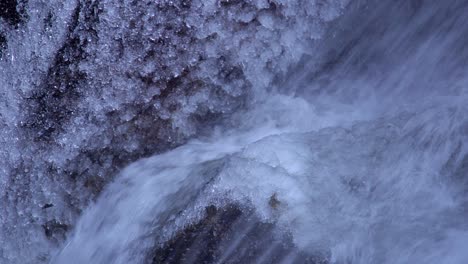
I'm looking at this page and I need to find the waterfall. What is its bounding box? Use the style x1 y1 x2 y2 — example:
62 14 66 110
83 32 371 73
1 0 468 263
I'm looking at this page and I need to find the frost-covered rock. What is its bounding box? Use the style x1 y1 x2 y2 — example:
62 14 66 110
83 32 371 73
52 96 468 264
0 0 349 263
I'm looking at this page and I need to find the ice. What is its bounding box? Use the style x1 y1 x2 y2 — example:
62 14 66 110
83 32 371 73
52 94 468 263
2 0 468 263
0 0 350 262
50 0 468 261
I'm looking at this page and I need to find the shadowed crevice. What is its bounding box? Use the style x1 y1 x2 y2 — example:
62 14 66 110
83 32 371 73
0 0 21 25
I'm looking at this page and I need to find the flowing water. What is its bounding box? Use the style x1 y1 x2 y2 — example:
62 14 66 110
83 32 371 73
1 0 468 263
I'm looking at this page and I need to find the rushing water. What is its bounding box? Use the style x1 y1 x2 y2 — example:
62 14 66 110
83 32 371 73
1 0 468 263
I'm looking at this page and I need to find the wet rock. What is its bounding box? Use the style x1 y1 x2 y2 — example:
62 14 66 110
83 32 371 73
42 220 69 244
42 203 54 209
150 204 327 264
269 193 281 209
0 0 21 25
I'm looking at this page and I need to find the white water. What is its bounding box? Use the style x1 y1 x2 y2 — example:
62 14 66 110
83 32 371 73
0 0 348 262
52 87 468 263
1 0 468 263
53 1 468 262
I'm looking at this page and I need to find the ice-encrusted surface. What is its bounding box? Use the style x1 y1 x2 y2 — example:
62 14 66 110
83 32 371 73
52 95 468 264
0 0 349 263
3 0 468 263
52 0 468 263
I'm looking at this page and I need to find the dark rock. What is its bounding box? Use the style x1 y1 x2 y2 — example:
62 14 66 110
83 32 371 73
150 204 327 264
42 220 69 244
269 193 281 209
0 33 6 58
42 203 54 209
0 0 21 25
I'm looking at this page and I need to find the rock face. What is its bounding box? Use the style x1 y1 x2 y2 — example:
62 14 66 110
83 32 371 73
4 0 468 263
150 204 325 264
0 0 349 263
0 0 22 25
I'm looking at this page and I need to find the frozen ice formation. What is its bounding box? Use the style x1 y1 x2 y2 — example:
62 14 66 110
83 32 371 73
51 0 468 263
2 0 468 263
0 0 349 263
52 95 468 264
